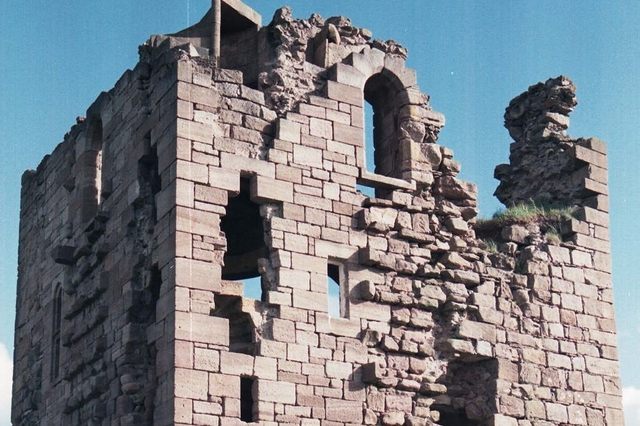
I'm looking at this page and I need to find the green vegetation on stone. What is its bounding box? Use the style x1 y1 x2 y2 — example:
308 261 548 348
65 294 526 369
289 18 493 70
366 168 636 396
476 201 576 228
482 238 499 253
474 201 577 246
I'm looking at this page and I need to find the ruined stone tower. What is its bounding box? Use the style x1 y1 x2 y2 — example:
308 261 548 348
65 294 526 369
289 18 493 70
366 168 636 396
12 1 623 425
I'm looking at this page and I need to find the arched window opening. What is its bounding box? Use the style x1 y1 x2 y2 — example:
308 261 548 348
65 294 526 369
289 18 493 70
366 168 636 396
327 261 346 318
51 284 63 379
359 72 404 197
220 178 266 300
211 294 256 355
364 73 401 177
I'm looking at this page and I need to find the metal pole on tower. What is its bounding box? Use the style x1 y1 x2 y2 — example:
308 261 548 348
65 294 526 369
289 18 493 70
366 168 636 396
212 0 222 67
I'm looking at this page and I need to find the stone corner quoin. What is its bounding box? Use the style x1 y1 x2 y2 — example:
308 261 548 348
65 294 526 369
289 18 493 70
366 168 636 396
12 1 622 426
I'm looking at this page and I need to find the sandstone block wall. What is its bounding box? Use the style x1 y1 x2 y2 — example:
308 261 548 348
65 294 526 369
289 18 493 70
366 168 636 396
13 2 623 426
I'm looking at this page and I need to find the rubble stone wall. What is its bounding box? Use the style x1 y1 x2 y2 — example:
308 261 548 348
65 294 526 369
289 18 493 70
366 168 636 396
13 3 623 426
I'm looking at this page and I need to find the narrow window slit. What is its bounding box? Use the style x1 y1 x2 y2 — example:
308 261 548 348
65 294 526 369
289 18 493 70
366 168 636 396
149 265 162 322
357 102 376 198
51 284 63 379
240 377 257 422
80 119 104 223
137 135 161 222
92 121 104 205
327 262 345 318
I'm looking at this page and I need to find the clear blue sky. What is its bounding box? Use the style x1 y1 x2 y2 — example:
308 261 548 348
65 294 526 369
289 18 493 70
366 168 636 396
1 1 639 424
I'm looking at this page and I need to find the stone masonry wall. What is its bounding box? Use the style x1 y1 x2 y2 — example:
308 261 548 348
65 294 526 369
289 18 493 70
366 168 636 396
13 39 183 425
13 3 623 426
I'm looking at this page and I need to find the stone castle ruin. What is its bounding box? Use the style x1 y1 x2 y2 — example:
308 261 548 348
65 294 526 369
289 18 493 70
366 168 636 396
12 1 622 425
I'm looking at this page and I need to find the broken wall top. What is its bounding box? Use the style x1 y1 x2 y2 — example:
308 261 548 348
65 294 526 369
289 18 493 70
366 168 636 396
495 76 608 209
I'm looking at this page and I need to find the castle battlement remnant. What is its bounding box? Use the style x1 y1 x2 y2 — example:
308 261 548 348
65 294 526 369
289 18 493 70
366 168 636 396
13 1 622 425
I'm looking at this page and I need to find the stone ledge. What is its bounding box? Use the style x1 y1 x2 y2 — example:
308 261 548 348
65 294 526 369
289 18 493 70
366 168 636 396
358 170 415 191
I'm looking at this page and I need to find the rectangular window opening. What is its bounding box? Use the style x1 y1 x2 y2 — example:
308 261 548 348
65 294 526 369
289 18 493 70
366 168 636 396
356 102 377 198
364 101 375 173
240 377 257 423
149 265 162 323
221 179 266 301
327 262 346 318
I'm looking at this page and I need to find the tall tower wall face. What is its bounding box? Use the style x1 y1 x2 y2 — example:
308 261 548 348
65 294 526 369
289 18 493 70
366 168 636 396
13 3 622 426
13 46 182 425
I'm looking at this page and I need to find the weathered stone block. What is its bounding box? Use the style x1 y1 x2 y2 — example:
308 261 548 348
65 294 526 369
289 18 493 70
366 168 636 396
256 380 296 404
571 234 610 253
502 225 528 244
572 145 607 169
309 117 333 139
174 258 221 292
194 347 219 371
175 368 208 400
585 357 620 376
177 82 219 108
583 177 608 195
325 81 363 106
435 176 478 200
441 269 480 286
546 402 569 423
220 152 275 178
575 206 609 227
326 360 352 379
361 362 385 384
175 312 228 345
584 194 609 212
220 351 254 376
208 373 240 398
250 174 294 204
334 121 364 146
500 395 525 417
177 118 216 145
445 216 468 235
381 412 405 426
457 320 496 343
52 245 76 265
292 289 328 312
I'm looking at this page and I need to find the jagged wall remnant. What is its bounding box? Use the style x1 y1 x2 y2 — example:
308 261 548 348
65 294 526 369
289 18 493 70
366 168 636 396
258 6 411 117
13 2 622 426
495 76 608 210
